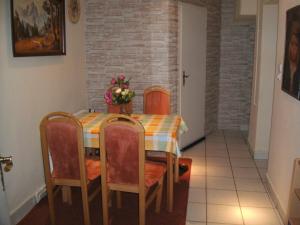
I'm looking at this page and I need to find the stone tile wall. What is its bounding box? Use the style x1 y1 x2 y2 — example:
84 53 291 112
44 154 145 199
85 0 178 113
218 0 256 130
85 0 221 134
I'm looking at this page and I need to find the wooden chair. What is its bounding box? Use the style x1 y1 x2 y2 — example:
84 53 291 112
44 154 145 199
143 86 171 115
100 114 166 225
40 112 101 225
143 86 180 182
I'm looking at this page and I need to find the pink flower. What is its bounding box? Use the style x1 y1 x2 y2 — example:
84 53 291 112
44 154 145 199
104 90 113 104
122 84 129 89
111 78 117 85
119 74 125 80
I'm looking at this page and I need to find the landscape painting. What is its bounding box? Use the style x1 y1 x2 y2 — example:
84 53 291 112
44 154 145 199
11 0 66 57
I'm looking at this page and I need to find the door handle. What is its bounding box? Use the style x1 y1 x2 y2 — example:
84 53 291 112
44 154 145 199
0 155 13 191
182 71 190 86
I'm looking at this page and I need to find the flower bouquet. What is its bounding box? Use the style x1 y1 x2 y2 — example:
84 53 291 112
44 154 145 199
104 74 135 114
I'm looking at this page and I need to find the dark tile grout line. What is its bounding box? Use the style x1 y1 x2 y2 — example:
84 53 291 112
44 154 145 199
222 130 246 225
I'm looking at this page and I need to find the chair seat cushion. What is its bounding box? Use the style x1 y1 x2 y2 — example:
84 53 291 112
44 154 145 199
86 159 101 181
144 161 166 188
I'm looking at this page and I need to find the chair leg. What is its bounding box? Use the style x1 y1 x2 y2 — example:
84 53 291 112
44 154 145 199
46 184 55 225
116 191 122 209
102 186 110 225
139 191 146 225
155 177 164 213
81 185 91 225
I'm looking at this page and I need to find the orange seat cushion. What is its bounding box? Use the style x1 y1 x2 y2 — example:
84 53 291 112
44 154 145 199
85 159 101 181
144 161 166 188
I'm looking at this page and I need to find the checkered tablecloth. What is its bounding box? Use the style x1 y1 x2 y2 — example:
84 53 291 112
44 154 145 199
77 112 188 156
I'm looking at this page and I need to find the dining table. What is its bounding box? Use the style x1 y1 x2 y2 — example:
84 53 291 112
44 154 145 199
77 112 188 212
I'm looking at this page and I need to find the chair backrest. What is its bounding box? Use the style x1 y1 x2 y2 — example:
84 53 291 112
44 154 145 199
40 112 86 181
100 115 145 189
143 86 170 115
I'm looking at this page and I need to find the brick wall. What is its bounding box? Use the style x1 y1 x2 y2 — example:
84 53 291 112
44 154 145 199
85 0 221 134
218 0 256 130
85 0 178 113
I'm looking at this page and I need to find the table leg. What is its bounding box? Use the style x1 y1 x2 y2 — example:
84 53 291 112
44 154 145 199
166 152 173 212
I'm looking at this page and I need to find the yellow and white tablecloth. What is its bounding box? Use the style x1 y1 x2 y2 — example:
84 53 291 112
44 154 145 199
77 112 188 156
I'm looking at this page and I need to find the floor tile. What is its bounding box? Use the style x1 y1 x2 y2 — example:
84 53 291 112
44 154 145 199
207 177 235 190
207 190 239 206
207 166 233 177
187 203 206 222
230 158 256 168
226 139 246 145
206 143 227 151
229 150 252 159
224 130 243 137
190 175 206 188
227 143 249 151
255 159 268 168
184 131 282 225
207 224 240 225
183 146 205 157
206 136 225 143
206 149 229 158
238 191 273 207
207 157 230 167
186 222 206 225
188 188 206 203
190 157 205 166
241 207 282 225
235 179 266 192
191 165 206 176
207 204 243 224
232 167 260 179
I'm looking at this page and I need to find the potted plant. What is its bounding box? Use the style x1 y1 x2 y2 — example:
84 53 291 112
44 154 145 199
104 74 135 114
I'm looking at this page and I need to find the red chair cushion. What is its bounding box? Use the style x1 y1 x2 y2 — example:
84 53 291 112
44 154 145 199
144 161 166 188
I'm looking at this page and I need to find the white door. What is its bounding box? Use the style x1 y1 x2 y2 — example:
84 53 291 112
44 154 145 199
0 156 12 225
179 2 207 148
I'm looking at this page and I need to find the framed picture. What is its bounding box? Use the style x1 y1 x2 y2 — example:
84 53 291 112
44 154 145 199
11 0 66 57
282 5 300 100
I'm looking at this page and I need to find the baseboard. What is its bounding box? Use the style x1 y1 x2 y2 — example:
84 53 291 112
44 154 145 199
266 173 288 225
253 150 269 159
10 185 46 225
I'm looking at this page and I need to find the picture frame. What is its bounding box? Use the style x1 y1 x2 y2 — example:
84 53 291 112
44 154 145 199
11 0 66 57
282 5 300 100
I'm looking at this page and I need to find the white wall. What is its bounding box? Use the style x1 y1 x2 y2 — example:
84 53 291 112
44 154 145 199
267 0 300 220
0 0 88 223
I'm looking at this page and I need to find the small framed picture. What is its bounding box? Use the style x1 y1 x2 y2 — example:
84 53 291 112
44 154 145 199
11 0 66 57
282 5 300 100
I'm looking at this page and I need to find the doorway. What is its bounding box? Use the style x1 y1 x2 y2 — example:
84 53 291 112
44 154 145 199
178 2 207 149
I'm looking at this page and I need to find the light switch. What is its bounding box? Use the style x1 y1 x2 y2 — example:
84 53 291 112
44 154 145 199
277 64 283 81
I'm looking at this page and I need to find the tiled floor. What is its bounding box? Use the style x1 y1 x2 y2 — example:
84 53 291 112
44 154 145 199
183 130 283 225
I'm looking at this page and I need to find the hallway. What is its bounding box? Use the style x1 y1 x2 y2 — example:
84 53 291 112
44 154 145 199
183 130 283 225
